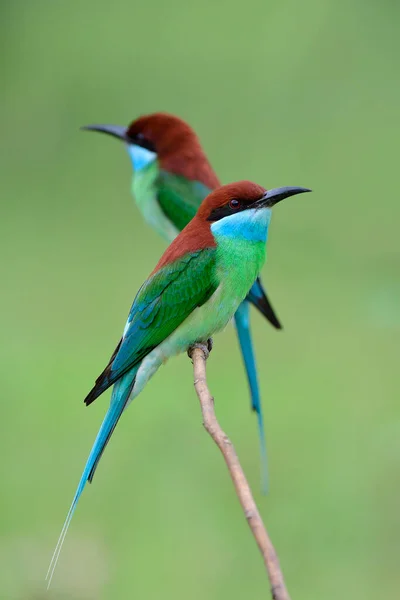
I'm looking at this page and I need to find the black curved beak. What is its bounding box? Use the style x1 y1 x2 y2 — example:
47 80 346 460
81 124 129 142
256 186 312 208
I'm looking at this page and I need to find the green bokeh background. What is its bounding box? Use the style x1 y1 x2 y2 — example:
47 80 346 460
1 1 399 598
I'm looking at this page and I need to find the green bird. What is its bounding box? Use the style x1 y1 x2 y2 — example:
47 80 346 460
46 180 310 586
82 112 283 491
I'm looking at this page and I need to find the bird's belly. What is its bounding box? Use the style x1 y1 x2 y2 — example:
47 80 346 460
129 287 234 403
156 282 253 361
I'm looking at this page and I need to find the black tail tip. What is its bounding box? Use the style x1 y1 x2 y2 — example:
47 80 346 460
84 390 97 406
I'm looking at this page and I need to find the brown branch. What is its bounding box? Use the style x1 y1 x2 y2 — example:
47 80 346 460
188 344 291 600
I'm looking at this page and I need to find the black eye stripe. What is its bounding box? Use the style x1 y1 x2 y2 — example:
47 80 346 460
130 133 156 153
207 197 256 221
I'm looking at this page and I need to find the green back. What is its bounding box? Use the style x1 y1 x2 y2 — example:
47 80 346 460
157 170 212 232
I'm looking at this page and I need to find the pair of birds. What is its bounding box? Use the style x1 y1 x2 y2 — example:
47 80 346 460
47 112 310 584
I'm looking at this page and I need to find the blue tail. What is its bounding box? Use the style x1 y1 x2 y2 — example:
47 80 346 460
234 301 269 494
46 368 137 588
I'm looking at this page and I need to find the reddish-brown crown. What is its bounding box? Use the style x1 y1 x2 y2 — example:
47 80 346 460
196 181 267 218
152 180 267 274
126 112 220 189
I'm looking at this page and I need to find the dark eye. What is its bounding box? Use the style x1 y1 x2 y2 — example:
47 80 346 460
229 199 241 210
133 132 156 152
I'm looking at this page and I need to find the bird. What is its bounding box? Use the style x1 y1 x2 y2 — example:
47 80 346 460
46 180 310 586
82 112 283 491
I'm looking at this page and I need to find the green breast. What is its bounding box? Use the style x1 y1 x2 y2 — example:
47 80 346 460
131 162 179 241
214 236 266 304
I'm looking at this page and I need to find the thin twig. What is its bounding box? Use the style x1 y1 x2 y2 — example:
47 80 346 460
188 344 291 600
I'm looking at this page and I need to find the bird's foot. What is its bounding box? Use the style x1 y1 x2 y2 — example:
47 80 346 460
188 338 213 360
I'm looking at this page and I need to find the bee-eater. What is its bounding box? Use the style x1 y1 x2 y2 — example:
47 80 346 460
82 113 282 490
47 181 310 585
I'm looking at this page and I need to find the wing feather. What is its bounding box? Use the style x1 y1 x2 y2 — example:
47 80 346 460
157 171 211 230
84 248 217 405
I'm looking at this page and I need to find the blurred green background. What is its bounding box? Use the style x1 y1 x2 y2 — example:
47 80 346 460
1 1 399 598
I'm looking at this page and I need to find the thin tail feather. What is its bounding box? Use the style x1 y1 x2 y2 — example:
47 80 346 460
234 301 269 493
255 405 269 495
46 369 136 588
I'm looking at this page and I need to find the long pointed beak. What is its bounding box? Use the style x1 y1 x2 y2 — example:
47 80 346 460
80 124 129 142
259 186 312 208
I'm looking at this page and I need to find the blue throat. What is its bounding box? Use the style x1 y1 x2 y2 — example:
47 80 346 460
127 144 157 171
211 208 271 243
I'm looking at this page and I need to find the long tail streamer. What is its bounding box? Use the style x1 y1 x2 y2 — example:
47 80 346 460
234 301 269 494
46 370 136 588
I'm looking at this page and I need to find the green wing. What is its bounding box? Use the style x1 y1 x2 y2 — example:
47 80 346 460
157 170 212 231
84 247 217 404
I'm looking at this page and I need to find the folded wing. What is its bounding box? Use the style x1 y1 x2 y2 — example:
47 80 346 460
84 248 218 405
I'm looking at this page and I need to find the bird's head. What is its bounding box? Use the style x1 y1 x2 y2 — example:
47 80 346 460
152 180 311 273
81 113 218 186
197 180 311 242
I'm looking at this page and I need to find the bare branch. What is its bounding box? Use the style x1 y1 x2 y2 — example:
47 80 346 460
188 344 291 600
